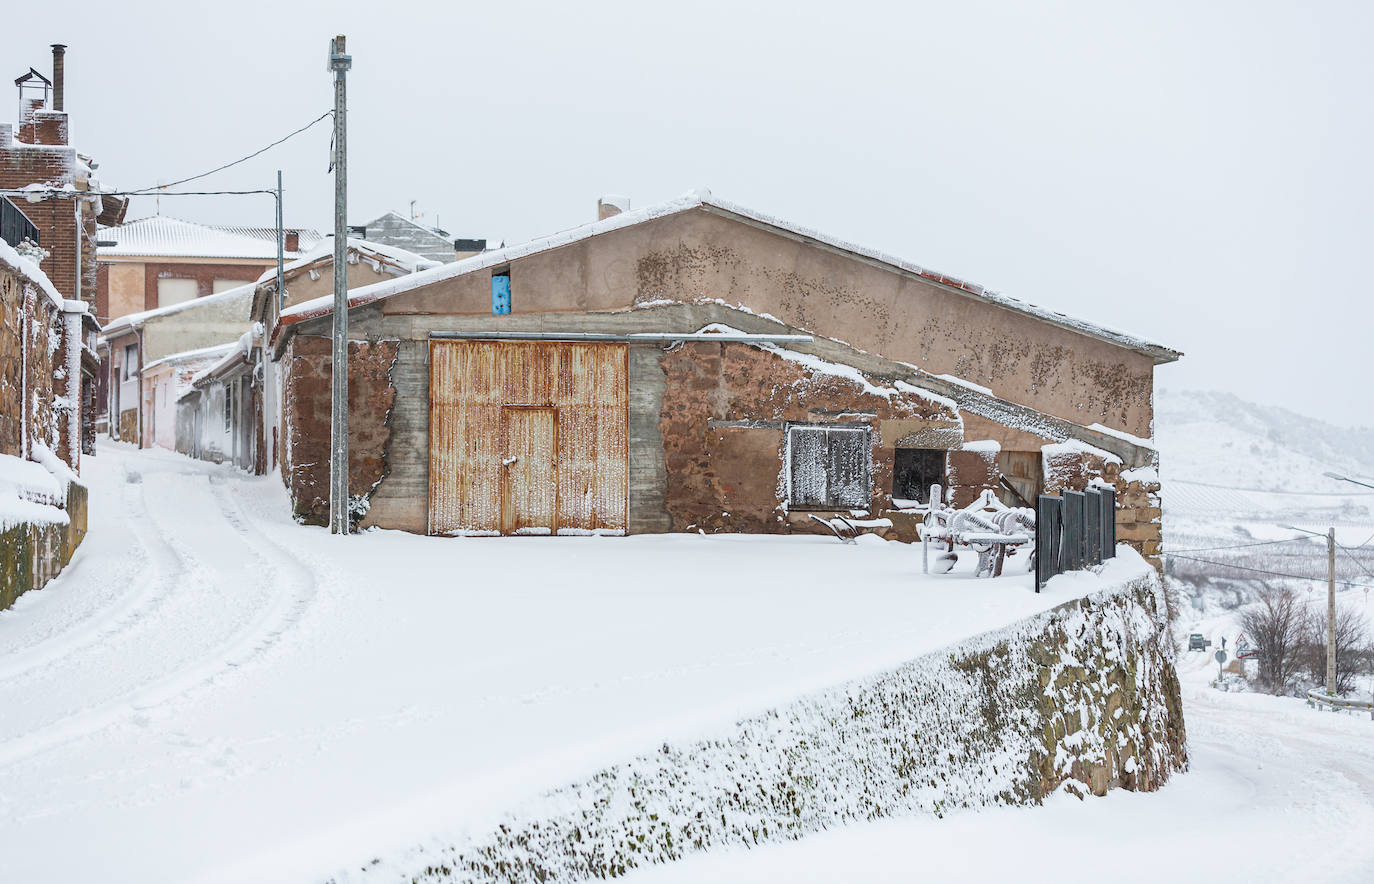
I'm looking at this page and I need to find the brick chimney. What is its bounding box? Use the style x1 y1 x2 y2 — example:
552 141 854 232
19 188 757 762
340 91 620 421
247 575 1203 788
284 230 300 252
51 44 65 112
597 194 630 221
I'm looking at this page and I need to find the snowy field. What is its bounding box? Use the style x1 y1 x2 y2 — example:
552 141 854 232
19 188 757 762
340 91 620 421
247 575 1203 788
0 443 1101 884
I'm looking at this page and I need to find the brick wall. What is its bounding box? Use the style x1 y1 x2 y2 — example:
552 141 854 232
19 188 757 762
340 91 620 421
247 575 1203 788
0 121 89 307
281 335 399 525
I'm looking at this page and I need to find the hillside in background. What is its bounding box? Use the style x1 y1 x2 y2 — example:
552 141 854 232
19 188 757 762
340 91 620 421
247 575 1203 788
1156 388 1374 494
1155 388 1374 618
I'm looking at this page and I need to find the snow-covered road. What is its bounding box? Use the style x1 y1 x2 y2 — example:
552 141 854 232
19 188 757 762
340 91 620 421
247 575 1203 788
0 443 1110 883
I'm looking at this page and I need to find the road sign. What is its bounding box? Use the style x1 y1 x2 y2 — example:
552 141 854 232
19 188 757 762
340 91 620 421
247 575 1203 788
1214 649 1228 666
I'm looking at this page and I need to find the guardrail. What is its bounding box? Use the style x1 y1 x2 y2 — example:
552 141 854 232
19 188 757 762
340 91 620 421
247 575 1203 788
1306 689 1374 720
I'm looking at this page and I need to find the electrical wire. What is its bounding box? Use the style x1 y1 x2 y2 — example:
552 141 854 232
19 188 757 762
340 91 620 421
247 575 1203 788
1170 478 1374 497
1164 553 1374 589
1166 536 1314 554
1335 543 1374 579
122 111 332 194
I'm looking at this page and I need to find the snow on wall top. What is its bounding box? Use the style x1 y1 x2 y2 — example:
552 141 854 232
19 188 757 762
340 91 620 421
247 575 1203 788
1042 438 1124 466
140 341 238 373
0 237 64 310
101 279 254 337
276 188 1180 363
253 237 440 286
98 216 323 260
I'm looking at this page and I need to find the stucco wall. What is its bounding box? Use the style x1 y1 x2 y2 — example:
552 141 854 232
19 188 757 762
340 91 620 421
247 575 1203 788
140 286 253 363
379 208 1159 437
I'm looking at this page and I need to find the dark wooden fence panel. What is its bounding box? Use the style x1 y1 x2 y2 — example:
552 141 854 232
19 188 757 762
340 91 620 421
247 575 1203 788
1084 489 1102 565
1035 487 1117 592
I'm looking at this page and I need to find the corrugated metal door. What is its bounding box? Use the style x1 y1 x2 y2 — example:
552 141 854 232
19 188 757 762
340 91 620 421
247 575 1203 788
428 340 628 536
501 406 557 534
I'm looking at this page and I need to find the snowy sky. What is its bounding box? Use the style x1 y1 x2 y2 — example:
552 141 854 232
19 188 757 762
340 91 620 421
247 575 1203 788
26 1 1374 425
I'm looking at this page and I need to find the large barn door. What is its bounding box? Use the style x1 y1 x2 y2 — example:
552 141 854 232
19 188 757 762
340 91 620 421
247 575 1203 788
501 406 557 535
428 340 628 536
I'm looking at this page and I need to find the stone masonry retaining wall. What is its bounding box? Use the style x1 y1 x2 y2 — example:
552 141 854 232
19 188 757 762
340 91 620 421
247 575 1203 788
343 564 1186 883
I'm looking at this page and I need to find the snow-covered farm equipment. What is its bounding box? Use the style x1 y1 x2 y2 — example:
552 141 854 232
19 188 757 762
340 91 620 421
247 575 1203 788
919 486 1036 578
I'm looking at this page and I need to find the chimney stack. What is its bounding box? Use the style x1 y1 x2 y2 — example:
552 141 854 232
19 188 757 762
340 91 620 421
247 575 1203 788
284 230 300 252
597 194 630 221
51 44 66 112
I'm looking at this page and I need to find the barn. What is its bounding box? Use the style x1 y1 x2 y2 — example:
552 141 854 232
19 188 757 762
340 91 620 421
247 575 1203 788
265 191 1176 561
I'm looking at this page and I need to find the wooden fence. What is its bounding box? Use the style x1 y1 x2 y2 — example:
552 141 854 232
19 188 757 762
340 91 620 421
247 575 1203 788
1035 487 1116 592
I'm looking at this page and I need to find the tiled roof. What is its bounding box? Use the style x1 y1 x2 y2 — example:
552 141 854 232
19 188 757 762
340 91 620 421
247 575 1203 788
97 216 323 260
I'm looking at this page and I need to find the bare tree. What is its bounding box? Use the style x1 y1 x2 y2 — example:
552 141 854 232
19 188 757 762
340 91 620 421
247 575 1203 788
1239 586 1310 695
1302 603 1372 695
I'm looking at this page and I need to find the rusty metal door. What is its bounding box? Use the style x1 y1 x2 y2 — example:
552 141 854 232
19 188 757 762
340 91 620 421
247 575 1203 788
501 406 557 534
428 340 628 536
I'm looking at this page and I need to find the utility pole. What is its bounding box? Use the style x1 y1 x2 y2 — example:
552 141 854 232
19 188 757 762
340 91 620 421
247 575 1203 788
1327 526 1337 696
328 35 352 535
275 170 285 312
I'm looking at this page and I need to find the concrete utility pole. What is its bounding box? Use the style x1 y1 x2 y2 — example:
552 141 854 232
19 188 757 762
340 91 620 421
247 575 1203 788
275 170 285 312
1327 526 1337 696
328 35 352 535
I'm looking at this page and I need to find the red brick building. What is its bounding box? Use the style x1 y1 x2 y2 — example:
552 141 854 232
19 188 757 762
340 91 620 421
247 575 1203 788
95 217 321 325
3 44 119 458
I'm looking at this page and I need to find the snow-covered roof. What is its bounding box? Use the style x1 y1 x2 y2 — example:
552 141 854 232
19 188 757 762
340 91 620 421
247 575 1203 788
140 341 238 373
191 326 259 387
253 237 439 287
277 189 1180 364
97 216 323 260
101 279 254 337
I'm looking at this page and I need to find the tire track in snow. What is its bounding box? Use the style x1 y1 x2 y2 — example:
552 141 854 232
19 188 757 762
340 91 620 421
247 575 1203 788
0 468 172 682
0 467 318 769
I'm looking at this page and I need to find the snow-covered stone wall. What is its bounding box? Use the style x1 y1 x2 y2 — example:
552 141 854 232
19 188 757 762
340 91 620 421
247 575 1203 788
0 247 90 610
355 558 1186 883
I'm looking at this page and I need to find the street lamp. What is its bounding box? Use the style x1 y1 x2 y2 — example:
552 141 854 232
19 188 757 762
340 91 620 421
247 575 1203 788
1324 471 1374 491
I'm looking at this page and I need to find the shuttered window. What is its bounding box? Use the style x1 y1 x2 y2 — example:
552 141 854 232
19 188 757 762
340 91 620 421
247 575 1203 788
786 424 871 509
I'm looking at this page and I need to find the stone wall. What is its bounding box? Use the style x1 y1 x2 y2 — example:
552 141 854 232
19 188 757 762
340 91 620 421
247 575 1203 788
357 562 1185 883
281 335 399 525
657 340 962 535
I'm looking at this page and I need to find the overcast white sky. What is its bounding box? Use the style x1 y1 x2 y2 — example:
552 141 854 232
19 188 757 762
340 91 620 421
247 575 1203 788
21 1 1374 425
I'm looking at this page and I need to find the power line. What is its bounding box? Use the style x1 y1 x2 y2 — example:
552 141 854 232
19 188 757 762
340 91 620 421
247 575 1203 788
1166 536 1314 554
1164 553 1374 590
1334 542 1374 579
123 111 332 194
1170 478 1374 497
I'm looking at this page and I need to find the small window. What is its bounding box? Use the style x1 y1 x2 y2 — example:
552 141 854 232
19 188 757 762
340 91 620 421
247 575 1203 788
491 270 511 315
786 424 871 510
123 344 138 380
893 448 947 505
